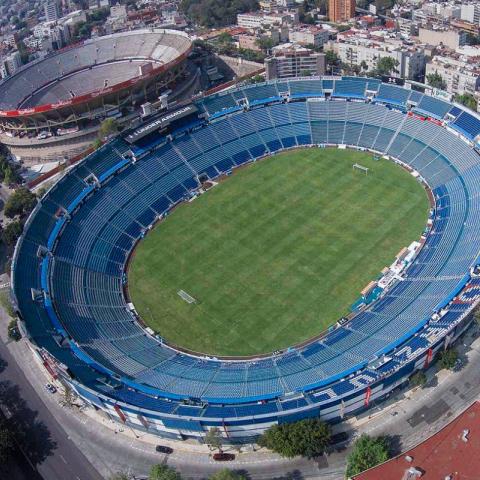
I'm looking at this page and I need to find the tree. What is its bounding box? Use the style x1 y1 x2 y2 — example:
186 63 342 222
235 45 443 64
255 36 275 52
209 469 246 480
98 118 118 139
3 220 23 246
0 291 16 318
247 74 264 84
205 426 223 452
217 32 233 45
346 434 391 477
0 420 14 463
3 165 16 185
4 187 37 219
375 56 399 76
60 385 76 409
455 93 477 111
92 138 103 150
258 418 331 459
474 307 480 326
179 0 259 28
426 72 446 90
149 464 182 480
325 50 340 67
315 0 328 15
360 60 368 72
410 370 427 387
438 348 458 370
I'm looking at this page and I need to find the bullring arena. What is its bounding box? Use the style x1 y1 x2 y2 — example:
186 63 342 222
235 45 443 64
0 29 191 164
12 76 480 442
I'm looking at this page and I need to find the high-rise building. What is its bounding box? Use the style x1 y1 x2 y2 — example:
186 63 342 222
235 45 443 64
265 43 326 80
44 0 60 22
328 0 356 23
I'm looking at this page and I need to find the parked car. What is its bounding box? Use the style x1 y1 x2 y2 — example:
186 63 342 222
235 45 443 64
155 445 173 454
45 383 56 394
329 431 349 445
213 452 235 461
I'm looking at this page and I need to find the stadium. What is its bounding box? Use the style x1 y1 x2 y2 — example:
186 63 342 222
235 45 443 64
11 76 480 442
0 29 192 164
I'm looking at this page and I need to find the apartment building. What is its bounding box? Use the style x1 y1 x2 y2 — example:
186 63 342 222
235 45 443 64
265 43 326 79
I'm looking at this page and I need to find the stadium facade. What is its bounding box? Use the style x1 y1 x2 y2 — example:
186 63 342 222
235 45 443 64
12 77 480 442
0 29 191 164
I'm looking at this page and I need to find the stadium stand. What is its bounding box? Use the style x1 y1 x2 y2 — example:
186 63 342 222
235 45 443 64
12 77 480 441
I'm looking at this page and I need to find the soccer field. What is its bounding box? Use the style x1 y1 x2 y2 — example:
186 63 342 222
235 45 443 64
128 148 429 356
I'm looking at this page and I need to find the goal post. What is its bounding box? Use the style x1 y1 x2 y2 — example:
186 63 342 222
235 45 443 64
353 163 369 175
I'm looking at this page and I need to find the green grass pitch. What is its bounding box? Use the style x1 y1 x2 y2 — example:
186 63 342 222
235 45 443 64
128 148 429 356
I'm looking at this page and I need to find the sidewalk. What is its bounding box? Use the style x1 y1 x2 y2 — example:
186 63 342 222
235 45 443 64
1 301 479 479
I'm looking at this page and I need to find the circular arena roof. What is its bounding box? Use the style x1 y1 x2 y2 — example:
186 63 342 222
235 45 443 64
12 78 480 417
0 29 191 118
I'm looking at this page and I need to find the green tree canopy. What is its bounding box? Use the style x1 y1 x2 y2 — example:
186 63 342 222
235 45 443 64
205 427 223 452
180 0 259 28
3 220 23 246
426 72 447 90
455 93 477 111
325 50 340 66
346 434 391 477
258 418 331 459
149 464 182 480
4 187 37 219
99 118 119 139
474 307 480 325
255 36 275 52
375 56 399 76
0 419 14 463
437 348 458 370
410 370 427 387
209 469 246 480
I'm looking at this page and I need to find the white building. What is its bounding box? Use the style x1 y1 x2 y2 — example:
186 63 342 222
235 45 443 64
288 26 329 48
396 17 419 38
33 20 70 50
110 4 127 19
237 11 298 29
330 33 425 80
265 43 326 80
418 27 467 50
426 54 480 96
460 3 480 25
0 50 22 79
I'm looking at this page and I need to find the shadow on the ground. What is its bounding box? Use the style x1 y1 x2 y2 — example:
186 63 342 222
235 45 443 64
0 379 57 466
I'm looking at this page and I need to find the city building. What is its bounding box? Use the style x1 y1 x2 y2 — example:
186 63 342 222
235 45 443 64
0 50 22 79
418 27 467 50
264 43 326 79
353 402 480 480
461 3 480 26
396 17 419 38
33 20 71 50
329 31 425 80
237 11 298 29
288 25 330 48
110 4 127 19
328 0 356 23
426 53 480 96
238 25 286 51
44 0 60 22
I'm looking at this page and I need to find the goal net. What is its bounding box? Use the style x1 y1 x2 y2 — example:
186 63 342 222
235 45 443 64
353 163 369 175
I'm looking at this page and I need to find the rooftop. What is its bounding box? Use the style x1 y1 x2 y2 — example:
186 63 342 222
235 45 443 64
352 401 480 480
